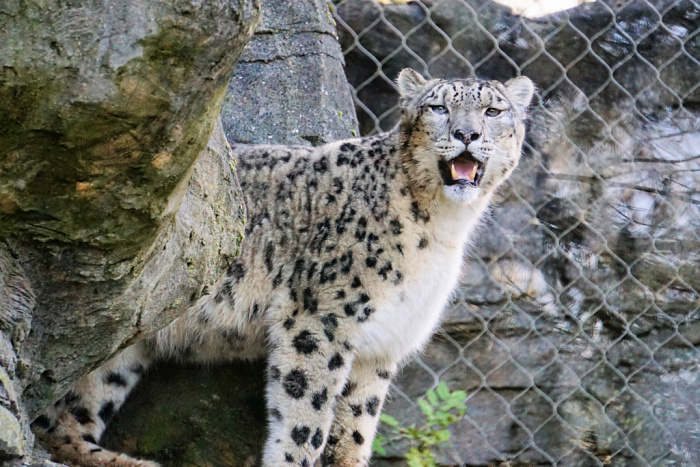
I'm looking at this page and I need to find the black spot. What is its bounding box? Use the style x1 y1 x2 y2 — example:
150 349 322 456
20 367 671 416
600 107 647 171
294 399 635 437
328 353 344 371
283 318 295 330
130 364 145 375
358 293 370 303
343 303 356 316
270 408 283 421
390 219 403 235
319 260 338 284
327 435 340 446
351 276 362 288
82 434 97 444
377 262 393 280
301 459 309 467
291 426 311 445
352 430 365 445
393 271 404 285
306 262 318 281
270 366 281 381
32 415 51 430
337 153 349 166
222 281 235 304
314 156 329 172
321 313 339 329
303 288 318 313
340 143 357 152
227 262 245 280
351 405 362 417
70 406 92 425
283 369 308 399
366 397 380 416
340 251 353 274
273 269 284 288
332 177 344 194
311 388 328 411
321 452 336 466
411 201 430 223
264 242 275 272
418 237 429 249
98 401 115 423
293 330 319 355
90 448 102 453
335 290 346 300
285 453 294 463
358 217 367 227
377 370 391 379
104 372 128 387
365 257 377 268
311 428 324 449
63 390 80 405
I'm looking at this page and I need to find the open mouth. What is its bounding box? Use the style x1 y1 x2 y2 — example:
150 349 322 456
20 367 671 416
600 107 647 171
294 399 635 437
439 151 485 188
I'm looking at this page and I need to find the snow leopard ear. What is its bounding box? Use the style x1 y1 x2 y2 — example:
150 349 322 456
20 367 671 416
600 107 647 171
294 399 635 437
504 76 535 110
397 68 427 98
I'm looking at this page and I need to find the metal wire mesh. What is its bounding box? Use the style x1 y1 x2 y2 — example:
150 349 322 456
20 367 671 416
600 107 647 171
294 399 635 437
331 0 700 465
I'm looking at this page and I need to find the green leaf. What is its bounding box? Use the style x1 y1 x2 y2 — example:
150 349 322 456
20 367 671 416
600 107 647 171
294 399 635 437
435 429 451 442
380 414 399 426
450 390 467 401
426 389 438 406
418 398 434 418
372 436 387 455
435 381 450 400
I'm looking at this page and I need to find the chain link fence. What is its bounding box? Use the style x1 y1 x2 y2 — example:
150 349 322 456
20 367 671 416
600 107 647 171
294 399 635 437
331 0 700 465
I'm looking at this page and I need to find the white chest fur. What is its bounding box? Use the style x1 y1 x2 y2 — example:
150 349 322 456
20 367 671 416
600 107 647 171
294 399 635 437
354 200 487 364
355 250 463 363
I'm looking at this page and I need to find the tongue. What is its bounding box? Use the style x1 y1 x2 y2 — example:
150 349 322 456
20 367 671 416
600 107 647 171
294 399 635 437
451 159 478 181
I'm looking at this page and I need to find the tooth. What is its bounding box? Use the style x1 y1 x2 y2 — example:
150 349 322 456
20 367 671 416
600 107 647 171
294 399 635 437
451 162 458 180
469 165 478 181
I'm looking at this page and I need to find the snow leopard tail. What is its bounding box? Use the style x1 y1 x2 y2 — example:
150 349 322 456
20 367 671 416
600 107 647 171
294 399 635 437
31 341 160 467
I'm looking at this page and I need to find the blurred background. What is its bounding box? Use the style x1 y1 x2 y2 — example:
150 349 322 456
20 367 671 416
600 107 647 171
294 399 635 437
329 0 700 465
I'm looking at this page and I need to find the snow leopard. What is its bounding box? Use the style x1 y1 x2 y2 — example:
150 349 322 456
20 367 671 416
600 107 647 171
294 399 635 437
32 69 534 467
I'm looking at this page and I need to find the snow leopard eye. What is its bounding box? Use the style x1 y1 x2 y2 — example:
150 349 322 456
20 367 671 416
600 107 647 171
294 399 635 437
429 105 448 115
485 107 502 117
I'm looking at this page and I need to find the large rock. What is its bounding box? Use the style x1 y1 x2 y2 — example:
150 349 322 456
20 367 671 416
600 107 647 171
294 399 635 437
102 0 359 465
334 0 700 465
0 0 259 463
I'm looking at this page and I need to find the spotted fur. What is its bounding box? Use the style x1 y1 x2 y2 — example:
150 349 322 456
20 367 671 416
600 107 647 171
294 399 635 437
33 70 534 467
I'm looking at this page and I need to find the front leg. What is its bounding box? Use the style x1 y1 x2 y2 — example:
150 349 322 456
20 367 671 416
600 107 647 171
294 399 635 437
264 316 354 467
322 357 397 467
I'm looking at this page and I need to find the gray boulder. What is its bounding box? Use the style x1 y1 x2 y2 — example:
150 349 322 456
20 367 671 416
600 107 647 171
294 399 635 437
0 0 260 463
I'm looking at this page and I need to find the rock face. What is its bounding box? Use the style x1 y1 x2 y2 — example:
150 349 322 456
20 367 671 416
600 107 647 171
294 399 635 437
334 0 700 465
222 0 358 146
0 0 260 463
102 0 359 465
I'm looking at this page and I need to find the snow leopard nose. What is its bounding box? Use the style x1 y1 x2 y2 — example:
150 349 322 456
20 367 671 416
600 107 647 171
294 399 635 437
453 129 481 145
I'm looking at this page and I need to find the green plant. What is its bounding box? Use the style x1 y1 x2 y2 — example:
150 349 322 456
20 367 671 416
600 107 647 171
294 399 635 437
372 382 467 467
